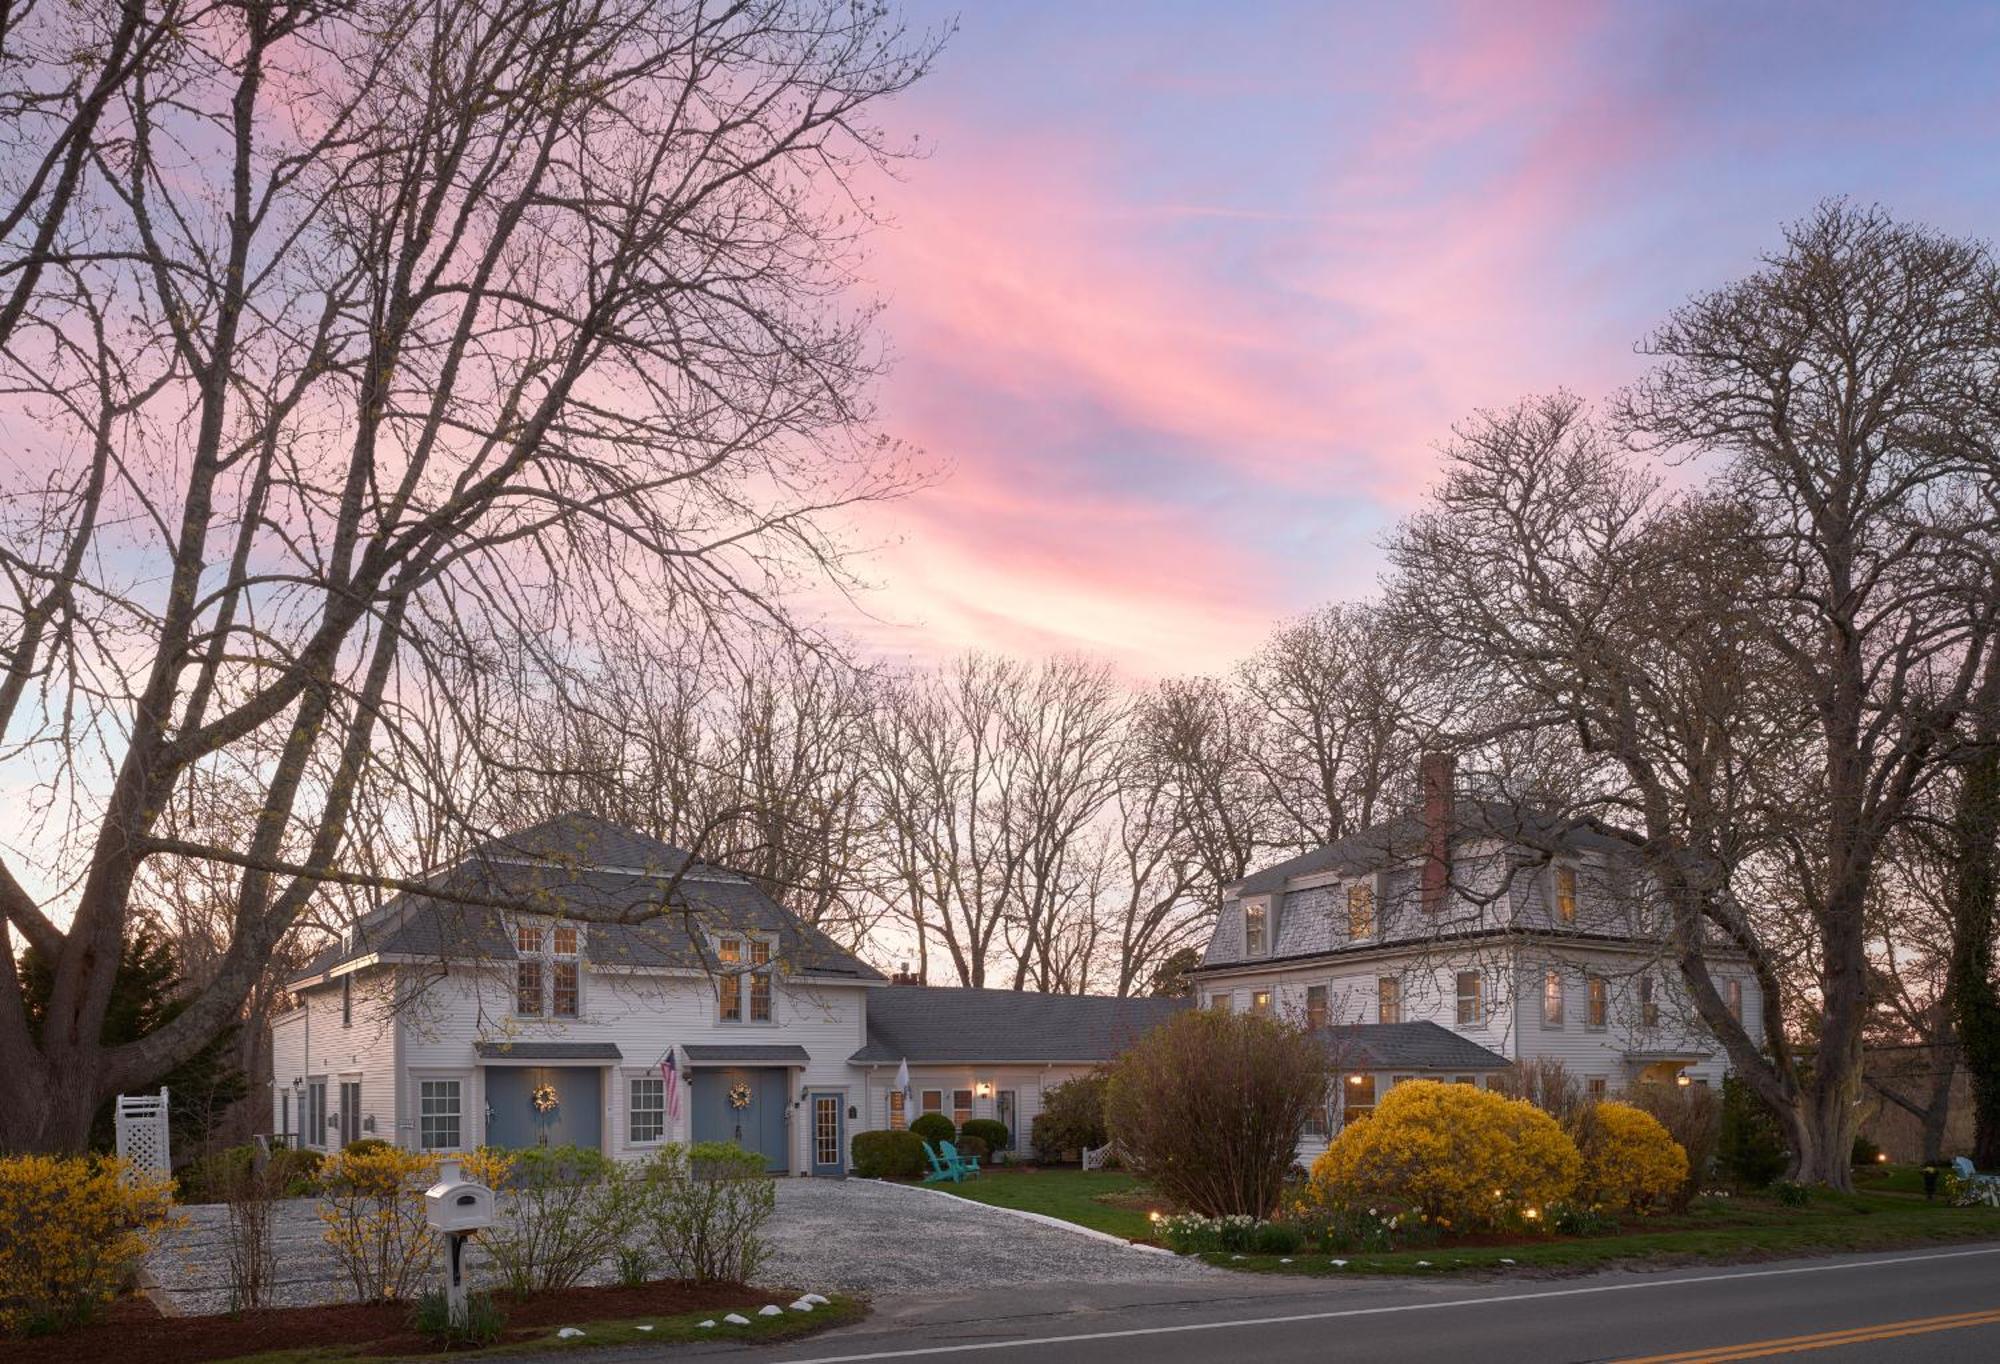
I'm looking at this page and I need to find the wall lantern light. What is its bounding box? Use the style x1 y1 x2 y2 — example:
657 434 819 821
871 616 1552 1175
1676 1072 1693 1088
976 1081 993 1099
1347 1074 1367 1086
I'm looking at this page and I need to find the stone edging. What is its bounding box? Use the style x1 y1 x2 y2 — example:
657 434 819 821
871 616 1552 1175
866 1178 1179 1257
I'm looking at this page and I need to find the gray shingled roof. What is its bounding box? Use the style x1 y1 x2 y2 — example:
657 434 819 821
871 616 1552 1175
291 813 882 987
1318 1021 1511 1071
474 1041 624 1060
1232 800 1636 896
850 986 1188 1064
681 1044 813 1065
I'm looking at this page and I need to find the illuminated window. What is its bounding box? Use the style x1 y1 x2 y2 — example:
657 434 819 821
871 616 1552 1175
1556 866 1578 924
1250 989 1273 1017
1455 972 1483 1026
1587 975 1609 1029
1725 978 1744 1022
1244 900 1267 955
1343 1074 1377 1125
888 1090 906 1130
953 1089 973 1126
749 940 773 1022
1378 976 1402 1025
1543 969 1564 1027
1346 882 1376 938
717 938 742 1021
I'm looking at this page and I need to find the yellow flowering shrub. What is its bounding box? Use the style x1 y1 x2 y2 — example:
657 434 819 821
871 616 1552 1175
316 1146 438 1301
1309 1080 1581 1231
1578 1101 1688 1213
458 1146 516 1190
0 1154 179 1334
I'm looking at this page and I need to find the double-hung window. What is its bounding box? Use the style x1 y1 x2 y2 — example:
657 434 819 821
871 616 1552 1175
1455 971 1483 1026
1243 900 1267 955
517 921 582 1017
1586 975 1609 1029
1725 978 1744 1022
1250 988 1273 1017
920 1089 943 1118
629 1076 666 1144
1555 866 1578 924
1305 984 1328 1030
1343 1074 1377 1125
717 936 774 1023
1639 975 1660 1028
953 1089 973 1127
888 1090 907 1130
1346 881 1376 939
1378 976 1402 1025
1542 969 1565 1027
418 1079 462 1151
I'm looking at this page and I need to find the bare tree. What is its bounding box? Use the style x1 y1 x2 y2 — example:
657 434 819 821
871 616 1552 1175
1391 203 2000 1186
0 0 940 1151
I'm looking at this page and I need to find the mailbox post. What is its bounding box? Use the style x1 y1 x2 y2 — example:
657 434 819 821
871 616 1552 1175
423 1157 495 1328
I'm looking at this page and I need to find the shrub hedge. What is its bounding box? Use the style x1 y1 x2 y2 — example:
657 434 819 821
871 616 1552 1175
851 1129 927 1179
1577 1102 1688 1212
909 1113 956 1145
960 1118 1011 1152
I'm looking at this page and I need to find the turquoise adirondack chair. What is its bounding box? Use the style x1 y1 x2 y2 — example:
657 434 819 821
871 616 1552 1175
1951 1156 1999 1192
920 1140 958 1184
939 1139 981 1180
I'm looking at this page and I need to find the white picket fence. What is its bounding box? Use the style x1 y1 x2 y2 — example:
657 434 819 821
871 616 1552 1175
115 1086 171 1179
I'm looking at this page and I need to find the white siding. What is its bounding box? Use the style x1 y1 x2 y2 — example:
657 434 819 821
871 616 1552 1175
279 967 400 1150
854 1063 1093 1155
397 961 870 1173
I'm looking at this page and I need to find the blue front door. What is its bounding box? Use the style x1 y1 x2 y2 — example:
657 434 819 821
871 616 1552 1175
808 1092 845 1176
690 1067 789 1172
484 1066 604 1151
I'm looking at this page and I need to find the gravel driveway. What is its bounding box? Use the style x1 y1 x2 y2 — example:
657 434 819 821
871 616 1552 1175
147 1178 1206 1314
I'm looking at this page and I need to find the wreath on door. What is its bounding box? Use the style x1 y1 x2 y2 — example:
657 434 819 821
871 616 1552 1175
727 1081 752 1109
531 1082 560 1114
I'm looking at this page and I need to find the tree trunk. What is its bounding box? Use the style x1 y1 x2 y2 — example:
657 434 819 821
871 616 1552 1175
1949 743 2000 1168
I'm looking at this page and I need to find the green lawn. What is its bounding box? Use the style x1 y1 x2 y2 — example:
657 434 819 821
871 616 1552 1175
929 1169 1169 1242
1209 1191 2000 1277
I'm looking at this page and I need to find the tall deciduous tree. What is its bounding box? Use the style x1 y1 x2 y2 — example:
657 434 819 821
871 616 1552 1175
1392 203 2000 1187
0 0 939 1151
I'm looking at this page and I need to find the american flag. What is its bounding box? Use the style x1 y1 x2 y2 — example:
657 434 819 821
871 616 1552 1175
661 1048 681 1121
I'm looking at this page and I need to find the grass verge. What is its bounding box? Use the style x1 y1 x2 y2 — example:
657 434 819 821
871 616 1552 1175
1203 1192 2000 1277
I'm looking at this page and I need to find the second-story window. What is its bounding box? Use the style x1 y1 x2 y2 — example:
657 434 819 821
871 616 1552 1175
1346 881 1376 939
1305 984 1328 1030
516 921 583 1018
1455 971 1484 1026
717 936 774 1023
1556 866 1578 924
1378 976 1402 1024
1243 900 1267 955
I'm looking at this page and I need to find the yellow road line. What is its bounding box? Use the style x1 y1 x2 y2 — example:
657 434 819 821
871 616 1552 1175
1612 1307 2000 1362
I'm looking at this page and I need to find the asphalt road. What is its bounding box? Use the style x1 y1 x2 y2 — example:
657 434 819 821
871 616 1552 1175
666 1242 2000 1364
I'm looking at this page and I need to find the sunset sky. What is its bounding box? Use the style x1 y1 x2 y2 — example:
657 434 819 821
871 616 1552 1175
838 0 2000 678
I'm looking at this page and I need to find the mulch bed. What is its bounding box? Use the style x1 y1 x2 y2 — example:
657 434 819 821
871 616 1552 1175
1 1279 781 1364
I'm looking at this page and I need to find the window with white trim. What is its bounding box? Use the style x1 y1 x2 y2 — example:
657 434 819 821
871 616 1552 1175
1586 975 1609 1029
1725 977 1744 1022
1555 865 1578 924
888 1090 907 1130
952 1089 973 1127
1455 971 1483 1026
418 1079 461 1151
1243 900 1267 955
629 1076 665 1144
1250 988 1273 1017
1346 881 1376 939
1305 984 1328 1030
515 921 584 1017
1639 974 1660 1028
920 1089 943 1117
1542 969 1565 1027
1378 976 1401 1025
716 935 774 1023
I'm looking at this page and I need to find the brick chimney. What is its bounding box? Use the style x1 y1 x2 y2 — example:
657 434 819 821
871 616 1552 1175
1419 751 1455 915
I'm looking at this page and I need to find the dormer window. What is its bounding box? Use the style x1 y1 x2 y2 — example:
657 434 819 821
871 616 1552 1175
1243 899 1268 956
1346 881 1376 939
716 935 774 1023
1556 866 1578 924
515 920 583 1018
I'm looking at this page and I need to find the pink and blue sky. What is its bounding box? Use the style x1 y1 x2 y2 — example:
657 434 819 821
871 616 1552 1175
842 0 2000 677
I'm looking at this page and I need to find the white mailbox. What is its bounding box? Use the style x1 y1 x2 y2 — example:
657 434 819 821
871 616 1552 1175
424 1158 495 1234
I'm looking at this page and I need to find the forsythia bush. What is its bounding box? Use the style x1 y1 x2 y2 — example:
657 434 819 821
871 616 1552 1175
316 1146 438 1301
1578 1102 1688 1213
1309 1080 1581 1231
0 1155 178 1334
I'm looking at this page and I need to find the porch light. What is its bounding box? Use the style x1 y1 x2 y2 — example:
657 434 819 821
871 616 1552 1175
1676 1072 1692 1087
976 1081 993 1099
1347 1074 1366 1086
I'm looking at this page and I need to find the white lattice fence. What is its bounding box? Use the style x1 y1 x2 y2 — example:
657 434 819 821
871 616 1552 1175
1081 1141 1117 1171
115 1086 171 1179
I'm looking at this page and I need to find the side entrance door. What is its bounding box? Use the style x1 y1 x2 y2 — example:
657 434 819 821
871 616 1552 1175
808 1092 845 1176
995 1090 1017 1154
